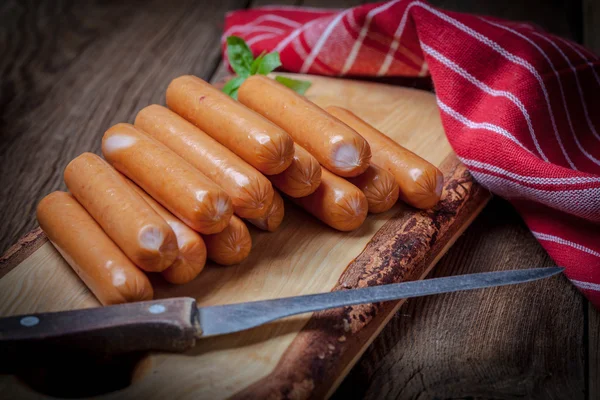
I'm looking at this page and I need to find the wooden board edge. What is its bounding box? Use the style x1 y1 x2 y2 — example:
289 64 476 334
231 154 492 400
324 192 489 399
0 227 47 279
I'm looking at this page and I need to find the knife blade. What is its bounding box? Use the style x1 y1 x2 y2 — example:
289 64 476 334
0 266 563 371
197 266 563 336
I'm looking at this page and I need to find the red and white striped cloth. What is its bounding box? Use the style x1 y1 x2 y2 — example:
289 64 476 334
223 1 600 306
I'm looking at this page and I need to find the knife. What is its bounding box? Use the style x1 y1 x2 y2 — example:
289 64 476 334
0 266 562 371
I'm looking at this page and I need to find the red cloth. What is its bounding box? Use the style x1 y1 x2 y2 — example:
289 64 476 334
223 1 600 306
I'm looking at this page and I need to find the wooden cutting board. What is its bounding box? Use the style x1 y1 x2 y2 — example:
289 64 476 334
0 74 490 399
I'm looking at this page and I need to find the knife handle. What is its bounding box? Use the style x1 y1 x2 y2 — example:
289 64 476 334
0 297 198 373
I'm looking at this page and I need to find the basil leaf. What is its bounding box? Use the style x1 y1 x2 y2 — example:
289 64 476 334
250 51 266 75
226 36 253 77
275 76 312 95
222 75 246 100
256 52 282 75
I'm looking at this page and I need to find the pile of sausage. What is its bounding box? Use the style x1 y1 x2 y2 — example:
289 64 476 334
36 75 443 306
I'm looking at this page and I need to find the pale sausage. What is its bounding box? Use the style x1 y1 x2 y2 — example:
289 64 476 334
326 106 443 209
102 123 233 234
347 164 400 213
293 168 368 231
37 191 154 305
134 104 274 219
64 152 178 272
268 144 322 198
238 75 371 177
166 75 294 175
247 190 284 232
203 215 252 265
127 180 207 285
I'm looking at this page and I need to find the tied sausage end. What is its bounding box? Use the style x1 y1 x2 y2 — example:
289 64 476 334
399 167 444 210
254 131 295 175
329 138 372 178
247 190 284 232
269 147 322 198
135 226 179 272
161 238 207 284
233 177 275 219
188 191 234 234
330 191 369 231
204 216 252 265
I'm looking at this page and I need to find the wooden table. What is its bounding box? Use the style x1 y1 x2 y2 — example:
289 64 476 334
0 1 598 399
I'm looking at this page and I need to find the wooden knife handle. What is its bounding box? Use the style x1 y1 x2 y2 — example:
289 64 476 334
0 297 199 373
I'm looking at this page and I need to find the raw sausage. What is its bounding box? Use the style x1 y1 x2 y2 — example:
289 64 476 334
36 191 154 305
64 152 178 272
134 104 274 219
325 106 444 209
238 75 371 177
347 164 400 213
203 215 252 265
166 75 294 175
102 123 233 234
293 168 368 231
268 144 321 198
247 190 284 232
127 180 207 285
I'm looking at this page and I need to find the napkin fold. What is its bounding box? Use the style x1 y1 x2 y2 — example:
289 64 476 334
223 1 600 306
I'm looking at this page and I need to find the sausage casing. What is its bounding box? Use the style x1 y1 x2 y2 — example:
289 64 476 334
203 215 252 265
127 180 207 285
347 164 400 213
102 123 233 234
268 144 322 198
326 106 443 209
166 75 294 175
37 191 154 305
293 168 368 231
64 152 178 272
238 75 371 177
135 104 274 219
247 190 284 232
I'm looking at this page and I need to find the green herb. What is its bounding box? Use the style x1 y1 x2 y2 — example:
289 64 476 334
274 76 312 95
223 35 311 99
225 36 253 78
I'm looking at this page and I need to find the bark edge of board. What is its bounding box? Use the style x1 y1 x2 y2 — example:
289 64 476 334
232 153 491 400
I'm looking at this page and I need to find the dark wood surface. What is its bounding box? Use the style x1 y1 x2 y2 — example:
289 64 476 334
0 0 597 399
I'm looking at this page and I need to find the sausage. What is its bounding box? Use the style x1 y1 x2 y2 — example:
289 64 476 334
64 152 178 272
238 75 371 177
347 164 400 213
293 168 368 231
36 191 154 305
134 104 274 219
203 215 252 265
166 75 294 175
325 106 444 209
268 144 322 198
247 190 284 232
127 180 207 285
102 123 233 234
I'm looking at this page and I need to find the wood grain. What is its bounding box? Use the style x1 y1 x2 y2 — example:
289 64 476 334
1 297 198 371
0 1 593 399
583 0 600 54
0 228 47 279
334 197 585 400
331 1 590 399
233 155 489 399
590 305 600 400
0 0 247 255
0 75 487 399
